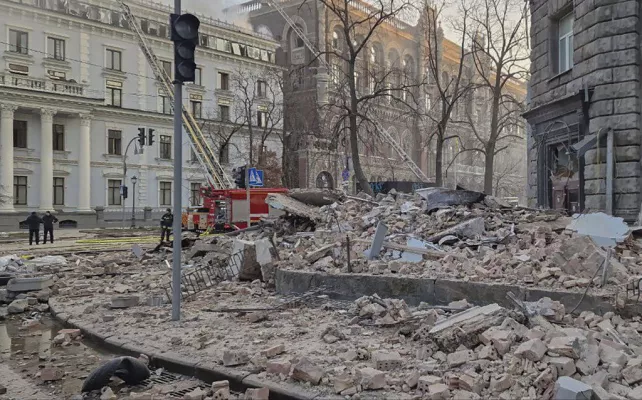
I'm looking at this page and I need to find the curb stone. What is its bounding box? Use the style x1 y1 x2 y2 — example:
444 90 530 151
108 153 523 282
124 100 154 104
48 302 323 400
275 269 642 317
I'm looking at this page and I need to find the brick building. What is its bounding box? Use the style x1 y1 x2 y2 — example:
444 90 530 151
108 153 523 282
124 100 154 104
524 0 641 220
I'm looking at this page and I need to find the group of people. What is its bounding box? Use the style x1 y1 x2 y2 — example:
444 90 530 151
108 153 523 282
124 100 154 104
24 208 174 245
25 211 59 245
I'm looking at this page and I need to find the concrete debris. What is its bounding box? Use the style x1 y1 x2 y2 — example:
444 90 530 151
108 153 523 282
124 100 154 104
110 295 139 309
357 367 386 390
265 193 321 221
415 187 485 212
17 188 642 400
427 304 515 351
222 350 249 367
7 276 54 293
354 295 411 325
291 357 323 385
566 212 629 247
244 387 269 400
554 377 593 400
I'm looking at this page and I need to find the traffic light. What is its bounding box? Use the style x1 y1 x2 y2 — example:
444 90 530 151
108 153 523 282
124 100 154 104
148 128 155 146
170 13 200 83
121 185 128 199
137 127 146 146
234 166 246 188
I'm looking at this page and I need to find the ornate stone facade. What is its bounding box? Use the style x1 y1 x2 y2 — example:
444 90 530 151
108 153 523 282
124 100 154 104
525 0 641 220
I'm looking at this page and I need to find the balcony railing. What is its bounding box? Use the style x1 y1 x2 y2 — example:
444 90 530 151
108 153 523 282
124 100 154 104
0 73 85 97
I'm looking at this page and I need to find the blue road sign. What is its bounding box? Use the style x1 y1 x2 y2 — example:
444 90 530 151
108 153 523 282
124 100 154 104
248 168 264 187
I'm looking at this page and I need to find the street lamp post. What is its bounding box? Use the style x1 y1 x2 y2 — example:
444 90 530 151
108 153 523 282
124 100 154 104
130 175 138 228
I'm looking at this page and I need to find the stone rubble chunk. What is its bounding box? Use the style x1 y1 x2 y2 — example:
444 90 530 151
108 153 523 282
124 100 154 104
357 367 386 390
39 367 63 382
372 350 402 371
183 387 207 400
553 377 593 400
427 383 450 400
549 356 576 377
292 357 324 385
333 374 354 394
490 374 513 393
266 360 291 376
418 375 442 392
110 294 139 309
260 344 285 358
7 276 54 293
244 387 269 400
452 390 481 400
447 349 476 368
548 336 581 359
515 339 547 361
622 358 642 385
7 299 28 314
222 350 249 367
599 342 629 366
458 371 483 394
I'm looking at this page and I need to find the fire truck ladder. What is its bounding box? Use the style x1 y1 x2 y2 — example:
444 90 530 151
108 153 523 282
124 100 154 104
266 1 431 183
118 0 234 190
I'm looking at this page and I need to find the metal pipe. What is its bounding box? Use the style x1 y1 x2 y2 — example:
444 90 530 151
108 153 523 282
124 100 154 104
171 0 182 321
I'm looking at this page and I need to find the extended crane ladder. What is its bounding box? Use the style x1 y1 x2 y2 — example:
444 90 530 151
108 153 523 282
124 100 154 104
118 1 233 189
267 1 431 183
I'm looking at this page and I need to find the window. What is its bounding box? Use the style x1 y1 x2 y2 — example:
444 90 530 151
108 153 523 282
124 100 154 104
47 37 65 60
13 120 27 148
161 60 172 77
106 49 122 71
160 182 172 206
108 179 122 206
190 182 202 206
194 67 202 86
332 31 340 50
53 124 64 151
106 81 122 107
191 101 202 118
13 176 27 205
257 80 266 97
107 130 122 155
53 177 64 205
219 105 230 122
220 143 230 164
9 30 28 54
558 13 574 73
257 111 267 128
218 72 229 90
161 95 172 114
160 135 172 159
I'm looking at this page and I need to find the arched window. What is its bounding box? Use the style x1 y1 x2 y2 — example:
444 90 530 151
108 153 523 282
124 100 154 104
290 25 305 49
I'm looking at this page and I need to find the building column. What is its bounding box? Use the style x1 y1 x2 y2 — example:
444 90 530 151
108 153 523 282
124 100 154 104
78 114 92 212
39 108 57 212
0 104 18 212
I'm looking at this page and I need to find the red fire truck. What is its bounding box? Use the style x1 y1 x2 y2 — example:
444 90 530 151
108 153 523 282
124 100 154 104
182 187 288 232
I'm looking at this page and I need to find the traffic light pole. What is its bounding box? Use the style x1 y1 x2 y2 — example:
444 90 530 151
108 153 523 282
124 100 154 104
121 136 140 229
171 0 183 322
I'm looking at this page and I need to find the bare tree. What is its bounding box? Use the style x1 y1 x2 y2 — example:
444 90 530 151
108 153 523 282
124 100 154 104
304 0 423 195
420 1 475 187
462 0 529 194
199 66 284 178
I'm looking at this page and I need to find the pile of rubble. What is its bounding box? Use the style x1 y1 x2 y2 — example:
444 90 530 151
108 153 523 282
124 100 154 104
223 188 642 295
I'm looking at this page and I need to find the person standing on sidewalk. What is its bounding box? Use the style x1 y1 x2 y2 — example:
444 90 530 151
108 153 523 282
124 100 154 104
42 211 59 244
26 211 43 246
160 208 173 242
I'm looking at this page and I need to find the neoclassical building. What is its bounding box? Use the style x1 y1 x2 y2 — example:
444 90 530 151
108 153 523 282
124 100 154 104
0 0 282 230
